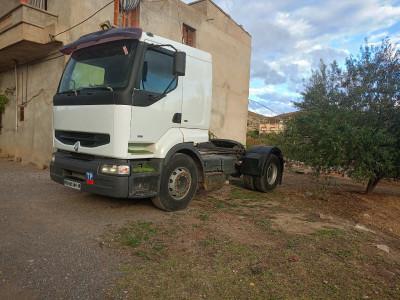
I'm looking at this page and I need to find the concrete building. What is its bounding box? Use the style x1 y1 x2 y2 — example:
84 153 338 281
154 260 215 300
0 0 251 167
247 111 286 134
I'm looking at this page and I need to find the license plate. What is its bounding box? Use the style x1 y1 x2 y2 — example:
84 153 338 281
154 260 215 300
64 179 81 190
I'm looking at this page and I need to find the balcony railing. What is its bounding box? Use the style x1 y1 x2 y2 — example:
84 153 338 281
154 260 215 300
28 0 47 10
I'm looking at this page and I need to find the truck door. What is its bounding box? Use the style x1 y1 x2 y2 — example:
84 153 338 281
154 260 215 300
130 46 183 144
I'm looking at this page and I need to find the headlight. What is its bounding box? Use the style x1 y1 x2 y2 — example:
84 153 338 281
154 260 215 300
51 154 56 163
100 164 130 175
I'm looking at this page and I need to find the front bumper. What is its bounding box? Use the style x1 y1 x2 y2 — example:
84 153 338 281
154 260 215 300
50 151 161 199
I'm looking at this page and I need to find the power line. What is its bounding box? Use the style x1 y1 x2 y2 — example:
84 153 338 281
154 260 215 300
249 99 278 115
248 100 259 114
248 99 269 116
50 0 115 39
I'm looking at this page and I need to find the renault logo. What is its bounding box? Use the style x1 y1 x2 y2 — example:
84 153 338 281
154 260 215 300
74 141 80 153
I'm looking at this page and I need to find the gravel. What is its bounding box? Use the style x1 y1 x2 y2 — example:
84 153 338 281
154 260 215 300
0 158 166 299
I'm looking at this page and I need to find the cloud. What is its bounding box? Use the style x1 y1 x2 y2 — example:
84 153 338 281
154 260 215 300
251 62 286 85
181 0 400 113
249 86 275 95
307 47 349 69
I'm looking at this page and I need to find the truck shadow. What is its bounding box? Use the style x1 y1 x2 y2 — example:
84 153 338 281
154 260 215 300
78 193 157 210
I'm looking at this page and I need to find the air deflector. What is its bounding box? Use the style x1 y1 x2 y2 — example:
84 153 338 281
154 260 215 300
60 27 143 55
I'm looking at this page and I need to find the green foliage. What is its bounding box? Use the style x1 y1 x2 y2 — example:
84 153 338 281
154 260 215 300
0 86 15 113
0 95 7 113
248 130 259 138
209 131 217 140
247 132 284 149
282 39 400 193
258 132 284 147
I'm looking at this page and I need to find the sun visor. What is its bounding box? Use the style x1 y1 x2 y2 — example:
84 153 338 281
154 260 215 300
60 27 143 55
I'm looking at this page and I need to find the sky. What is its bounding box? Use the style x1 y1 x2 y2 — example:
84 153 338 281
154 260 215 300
183 0 400 116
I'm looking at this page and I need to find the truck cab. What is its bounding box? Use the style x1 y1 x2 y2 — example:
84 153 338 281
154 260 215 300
50 27 283 211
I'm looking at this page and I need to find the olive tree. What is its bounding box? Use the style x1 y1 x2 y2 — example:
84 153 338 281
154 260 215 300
283 39 400 194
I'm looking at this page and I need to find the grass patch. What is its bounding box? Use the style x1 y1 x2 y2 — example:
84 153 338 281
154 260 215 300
132 165 156 172
106 193 400 300
108 218 400 300
128 149 152 154
213 200 225 209
230 191 264 202
202 238 218 247
113 226 400 300
198 214 209 220
255 219 271 228
109 221 164 259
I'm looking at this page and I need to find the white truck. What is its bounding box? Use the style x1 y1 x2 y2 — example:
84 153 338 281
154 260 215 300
50 27 283 211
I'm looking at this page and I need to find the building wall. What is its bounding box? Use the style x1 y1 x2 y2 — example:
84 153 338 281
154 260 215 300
0 54 65 165
259 122 285 134
0 0 251 167
139 0 251 144
0 0 19 15
0 0 113 166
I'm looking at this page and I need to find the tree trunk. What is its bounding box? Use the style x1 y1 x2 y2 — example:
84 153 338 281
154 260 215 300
365 175 384 194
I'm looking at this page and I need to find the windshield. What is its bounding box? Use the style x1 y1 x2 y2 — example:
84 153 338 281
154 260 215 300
58 40 137 93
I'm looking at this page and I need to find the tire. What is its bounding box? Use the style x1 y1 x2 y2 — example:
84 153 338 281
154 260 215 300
254 154 281 193
243 174 255 191
152 153 198 211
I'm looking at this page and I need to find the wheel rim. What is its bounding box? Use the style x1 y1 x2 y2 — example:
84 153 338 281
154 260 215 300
266 163 278 185
168 167 192 200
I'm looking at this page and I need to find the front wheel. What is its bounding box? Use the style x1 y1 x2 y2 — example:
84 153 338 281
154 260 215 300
254 154 281 193
152 153 198 211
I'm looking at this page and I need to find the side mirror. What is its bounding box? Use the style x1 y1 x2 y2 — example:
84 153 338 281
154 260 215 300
173 52 186 76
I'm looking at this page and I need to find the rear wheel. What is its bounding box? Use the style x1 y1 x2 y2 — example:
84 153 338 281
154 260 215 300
152 153 198 211
254 154 281 193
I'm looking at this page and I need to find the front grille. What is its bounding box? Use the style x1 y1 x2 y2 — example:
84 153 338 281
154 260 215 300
55 130 110 147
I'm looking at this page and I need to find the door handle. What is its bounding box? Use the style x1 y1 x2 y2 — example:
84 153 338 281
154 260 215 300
172 113 182 124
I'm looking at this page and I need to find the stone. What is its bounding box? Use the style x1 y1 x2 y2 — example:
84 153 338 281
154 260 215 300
355 224 375 233
319 213 334 221
376 244 389 253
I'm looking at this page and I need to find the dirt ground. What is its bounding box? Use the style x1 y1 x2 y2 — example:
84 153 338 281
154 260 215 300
1 157 399 299
278 171 400 238
105 170 400 299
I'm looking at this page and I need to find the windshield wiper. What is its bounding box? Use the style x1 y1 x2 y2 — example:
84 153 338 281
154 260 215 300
59 89 79 96
152 76 177 101
80 85 114 92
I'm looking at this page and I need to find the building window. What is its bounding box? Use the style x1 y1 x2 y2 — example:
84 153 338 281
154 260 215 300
182 24 195 47
28 0 47 10
114 0 139 27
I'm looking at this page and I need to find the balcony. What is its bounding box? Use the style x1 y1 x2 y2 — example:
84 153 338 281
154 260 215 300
0 3 68 71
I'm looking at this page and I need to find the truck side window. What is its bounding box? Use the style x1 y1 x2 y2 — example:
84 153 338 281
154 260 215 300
140 49 177 94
